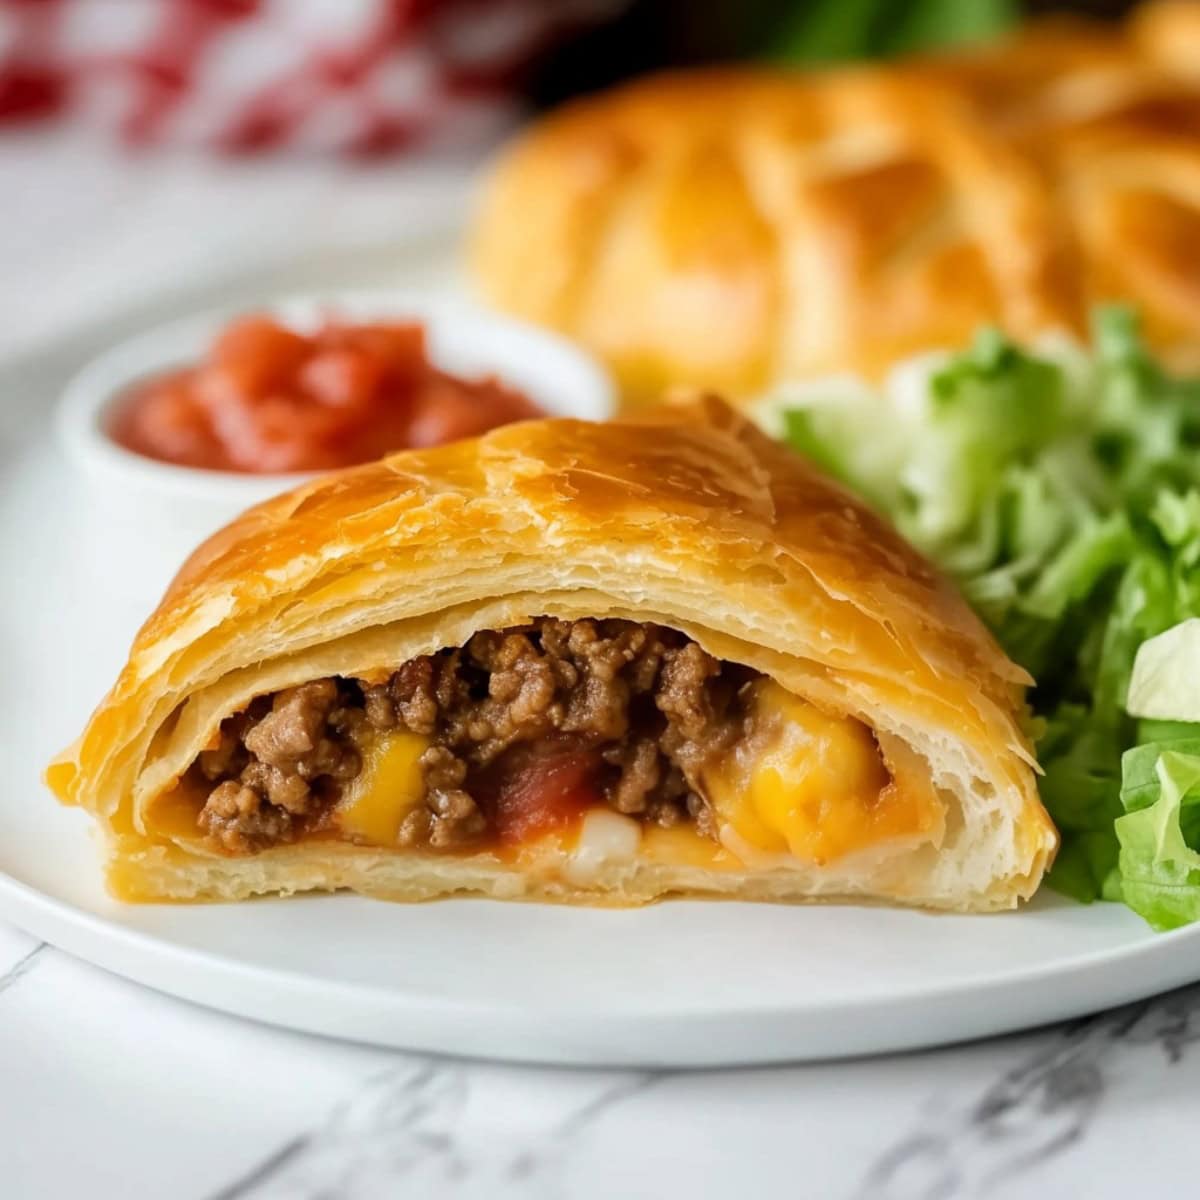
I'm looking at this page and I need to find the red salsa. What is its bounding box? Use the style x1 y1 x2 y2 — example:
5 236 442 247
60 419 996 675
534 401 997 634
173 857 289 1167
109 315 544 473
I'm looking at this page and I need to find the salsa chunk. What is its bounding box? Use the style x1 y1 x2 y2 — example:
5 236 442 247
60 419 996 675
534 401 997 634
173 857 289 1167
110 314 543 473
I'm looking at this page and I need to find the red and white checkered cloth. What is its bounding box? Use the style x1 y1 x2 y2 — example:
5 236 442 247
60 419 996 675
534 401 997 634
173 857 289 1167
0 0 620 156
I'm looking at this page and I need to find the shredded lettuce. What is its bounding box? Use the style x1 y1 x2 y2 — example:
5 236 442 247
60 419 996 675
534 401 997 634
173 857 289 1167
771 309 1200 927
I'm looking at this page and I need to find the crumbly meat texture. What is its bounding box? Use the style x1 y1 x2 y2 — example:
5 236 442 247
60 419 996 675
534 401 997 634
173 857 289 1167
193 618 751 854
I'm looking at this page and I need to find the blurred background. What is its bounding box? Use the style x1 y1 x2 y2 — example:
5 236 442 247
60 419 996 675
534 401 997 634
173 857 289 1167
0 0 1142 360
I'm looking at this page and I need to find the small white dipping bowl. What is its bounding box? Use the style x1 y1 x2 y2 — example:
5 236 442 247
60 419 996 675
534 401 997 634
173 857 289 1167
58 291 616 567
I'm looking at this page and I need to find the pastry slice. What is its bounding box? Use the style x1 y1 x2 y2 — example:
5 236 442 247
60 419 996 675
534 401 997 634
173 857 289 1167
47 397 1055 910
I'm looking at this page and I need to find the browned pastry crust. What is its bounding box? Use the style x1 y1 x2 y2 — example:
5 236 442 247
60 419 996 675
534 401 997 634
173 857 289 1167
470 1 1200 399
46 398 1054 909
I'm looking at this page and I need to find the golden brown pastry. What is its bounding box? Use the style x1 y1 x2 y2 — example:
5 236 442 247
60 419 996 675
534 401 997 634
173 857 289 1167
47 398 1055 910
470 1 1200 399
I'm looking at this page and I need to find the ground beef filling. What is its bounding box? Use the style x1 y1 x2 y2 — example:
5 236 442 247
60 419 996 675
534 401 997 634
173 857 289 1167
194 618 753 854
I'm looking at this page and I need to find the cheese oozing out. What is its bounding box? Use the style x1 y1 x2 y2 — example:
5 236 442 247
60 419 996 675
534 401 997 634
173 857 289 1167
704 680 934 867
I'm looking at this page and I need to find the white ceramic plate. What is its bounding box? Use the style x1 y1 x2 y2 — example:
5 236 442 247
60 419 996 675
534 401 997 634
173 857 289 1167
4 258 1200 1069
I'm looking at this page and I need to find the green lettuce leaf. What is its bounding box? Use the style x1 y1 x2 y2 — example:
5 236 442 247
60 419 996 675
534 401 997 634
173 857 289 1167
1117 749 1200 931
766 0 1017 64
771 308 1200 924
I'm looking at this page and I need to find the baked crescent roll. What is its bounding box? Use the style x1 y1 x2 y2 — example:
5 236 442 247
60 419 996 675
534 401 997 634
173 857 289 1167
469 1 1200 399
47 398 1055 911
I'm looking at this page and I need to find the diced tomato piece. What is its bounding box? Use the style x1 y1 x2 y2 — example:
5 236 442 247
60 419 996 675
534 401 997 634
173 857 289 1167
487 746 602 846
298 348 385 417
210 316 308 396
335 322 426 387
407 377 538 448
406 380 488 448
112 377 222 467
207 395 345 473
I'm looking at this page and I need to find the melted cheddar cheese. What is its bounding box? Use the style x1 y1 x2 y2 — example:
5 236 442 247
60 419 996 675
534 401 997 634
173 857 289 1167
640 824 737 869
706 680 933 866
334 730 431 844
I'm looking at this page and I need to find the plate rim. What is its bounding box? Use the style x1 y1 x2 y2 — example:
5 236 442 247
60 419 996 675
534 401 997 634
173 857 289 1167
1 864 1197 1020
5 865 1200 1067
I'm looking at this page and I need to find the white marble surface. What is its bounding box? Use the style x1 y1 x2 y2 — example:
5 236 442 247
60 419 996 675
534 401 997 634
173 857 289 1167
3 916 1199 1200
3 128 1198 1200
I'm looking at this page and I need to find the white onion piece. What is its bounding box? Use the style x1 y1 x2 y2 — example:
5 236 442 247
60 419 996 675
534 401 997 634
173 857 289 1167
563 809 642 884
